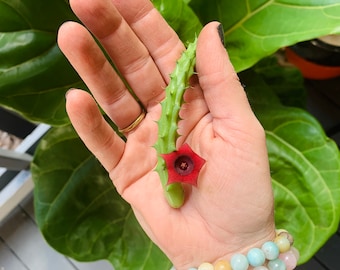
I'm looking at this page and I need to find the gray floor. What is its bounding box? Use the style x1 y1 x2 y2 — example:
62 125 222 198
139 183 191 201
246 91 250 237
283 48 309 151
0 192 113 270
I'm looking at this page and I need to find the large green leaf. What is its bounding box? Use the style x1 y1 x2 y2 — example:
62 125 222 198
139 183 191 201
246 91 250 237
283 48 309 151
240 70 340 263
0 0 83 125
269 113 340 263
252 55 307 108
190 0 340 71
31 125 172 270
152 0 202 43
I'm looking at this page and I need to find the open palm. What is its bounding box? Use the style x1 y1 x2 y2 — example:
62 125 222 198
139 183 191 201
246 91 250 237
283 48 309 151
58 0 275 269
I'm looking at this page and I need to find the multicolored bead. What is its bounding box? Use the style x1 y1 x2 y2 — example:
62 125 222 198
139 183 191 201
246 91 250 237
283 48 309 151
247 248 266 267
214 260 232 270
274 235 291 253
261 241 280 260
267 258 286 270
279 250 298 270
231 254 249 270
198 262 214 270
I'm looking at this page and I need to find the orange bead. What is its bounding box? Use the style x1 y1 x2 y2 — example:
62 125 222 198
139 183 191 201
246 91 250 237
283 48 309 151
214 260 232 270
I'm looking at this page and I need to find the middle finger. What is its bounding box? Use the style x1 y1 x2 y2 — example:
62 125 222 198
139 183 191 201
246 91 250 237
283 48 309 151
70 0 167 107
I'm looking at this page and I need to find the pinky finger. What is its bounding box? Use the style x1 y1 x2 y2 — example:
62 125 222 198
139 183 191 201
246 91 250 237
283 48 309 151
65 89 125 172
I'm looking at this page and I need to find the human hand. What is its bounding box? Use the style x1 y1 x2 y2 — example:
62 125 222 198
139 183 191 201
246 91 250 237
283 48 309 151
58 0 275 269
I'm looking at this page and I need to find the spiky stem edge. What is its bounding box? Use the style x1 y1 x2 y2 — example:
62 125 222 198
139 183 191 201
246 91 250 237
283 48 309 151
154 38 197 208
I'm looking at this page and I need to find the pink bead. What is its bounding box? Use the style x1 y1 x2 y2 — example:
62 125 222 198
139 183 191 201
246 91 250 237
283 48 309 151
290 247 300 261
279 250 298 270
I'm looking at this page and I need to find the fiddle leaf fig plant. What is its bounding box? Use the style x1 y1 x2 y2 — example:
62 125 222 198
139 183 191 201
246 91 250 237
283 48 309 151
190 0 340 71
1 0 340 269
0 0 81 125
240 68 340 258
31 125 172 269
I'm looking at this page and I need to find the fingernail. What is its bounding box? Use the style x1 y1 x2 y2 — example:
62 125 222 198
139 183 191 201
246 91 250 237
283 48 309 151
65 88 75 99
217 23 225 46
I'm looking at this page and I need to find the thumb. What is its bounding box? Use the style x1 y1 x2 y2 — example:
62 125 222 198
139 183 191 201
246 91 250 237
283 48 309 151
196 22 254 122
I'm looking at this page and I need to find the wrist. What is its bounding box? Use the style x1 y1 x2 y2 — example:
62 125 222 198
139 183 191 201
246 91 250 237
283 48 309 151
172 229 299 270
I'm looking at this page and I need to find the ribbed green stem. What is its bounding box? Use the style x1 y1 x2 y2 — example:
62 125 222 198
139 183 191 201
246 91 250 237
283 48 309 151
154 39 197 208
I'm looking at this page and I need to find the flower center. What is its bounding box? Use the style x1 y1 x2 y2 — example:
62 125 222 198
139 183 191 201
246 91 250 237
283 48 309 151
174 155 194 176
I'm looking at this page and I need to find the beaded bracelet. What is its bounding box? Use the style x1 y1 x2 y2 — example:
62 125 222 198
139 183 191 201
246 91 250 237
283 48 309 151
172 229 299 270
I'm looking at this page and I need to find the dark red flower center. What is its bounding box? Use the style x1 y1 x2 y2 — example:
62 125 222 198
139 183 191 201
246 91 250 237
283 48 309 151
174 155 194 176
161 143 206 186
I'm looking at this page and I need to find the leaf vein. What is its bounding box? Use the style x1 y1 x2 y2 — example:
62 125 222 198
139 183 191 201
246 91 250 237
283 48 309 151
224 0 273 35
266 131 336 216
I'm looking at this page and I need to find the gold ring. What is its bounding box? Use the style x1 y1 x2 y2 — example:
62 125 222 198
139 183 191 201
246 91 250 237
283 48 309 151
118 109 146 133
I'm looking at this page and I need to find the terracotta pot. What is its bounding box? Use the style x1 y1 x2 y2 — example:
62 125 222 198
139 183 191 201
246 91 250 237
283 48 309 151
286 35 340 80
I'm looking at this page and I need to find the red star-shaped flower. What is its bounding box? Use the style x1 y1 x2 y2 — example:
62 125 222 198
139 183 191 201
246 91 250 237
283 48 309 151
161 143 206 186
